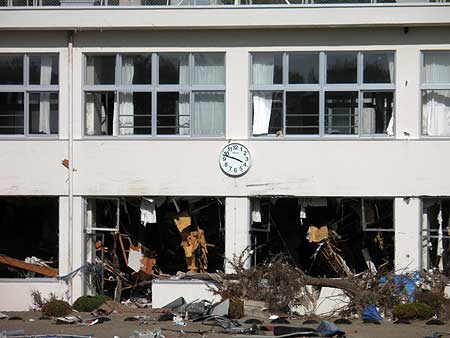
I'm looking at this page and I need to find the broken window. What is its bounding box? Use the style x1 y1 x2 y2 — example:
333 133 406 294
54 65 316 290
0 54 59 136
0 197 59 278
250 197 394 277
84 53 225 137
251 51 394 137
421 51 450 136
421 198 450 276
84 197 224 298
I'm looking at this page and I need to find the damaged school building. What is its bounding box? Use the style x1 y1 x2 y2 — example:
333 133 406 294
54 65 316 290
0 0 450 312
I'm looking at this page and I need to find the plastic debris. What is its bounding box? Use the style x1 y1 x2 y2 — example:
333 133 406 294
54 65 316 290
173 315 186 326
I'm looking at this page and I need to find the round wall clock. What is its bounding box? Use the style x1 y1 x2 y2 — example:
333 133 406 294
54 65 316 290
219 143 251 177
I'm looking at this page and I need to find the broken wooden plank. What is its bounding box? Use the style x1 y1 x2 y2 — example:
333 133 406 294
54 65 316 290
0 255 58 277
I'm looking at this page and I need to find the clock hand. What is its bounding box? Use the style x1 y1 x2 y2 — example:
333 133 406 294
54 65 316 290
224 154 243 163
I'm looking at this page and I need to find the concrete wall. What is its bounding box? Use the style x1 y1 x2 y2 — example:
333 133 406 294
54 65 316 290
1 5 450 30
0 27 449 309
0 28 449 197
0 279 68 311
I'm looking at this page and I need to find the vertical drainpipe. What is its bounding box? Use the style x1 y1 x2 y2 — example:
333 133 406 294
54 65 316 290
67 30 74 302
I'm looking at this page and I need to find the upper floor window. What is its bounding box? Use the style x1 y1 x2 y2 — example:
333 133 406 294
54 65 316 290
83 53 225 137
422 51 450 137
250 51 395 137
0 54 59 136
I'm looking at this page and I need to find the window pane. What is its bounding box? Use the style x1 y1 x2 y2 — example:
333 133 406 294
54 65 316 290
252 91 283 136
157 92 190 135
29 55 59 85
193 54 225 85
363 199 394 230
121 55 151 85
288 53 319 84
363 52 394 84
0 54 23 85
286 91 319 135
85 55 116 85
159 54 189 85
251 53 282 85
423 52 450 84
361 92 394 135
193 91 225 136
85 91 115 136
29 92 58 135
0 92 24 134
422 89 450 136
325 91 358 135
119 92 151 135
327 53 357 84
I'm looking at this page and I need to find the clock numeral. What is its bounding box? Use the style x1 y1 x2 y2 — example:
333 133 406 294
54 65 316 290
243 151 247 156
245 157 249 161
224 162 228 167
228 166 232 171
222 157 226 161
243 162 247 167
239 166 243 171
234 168 237 173
233 145 238 150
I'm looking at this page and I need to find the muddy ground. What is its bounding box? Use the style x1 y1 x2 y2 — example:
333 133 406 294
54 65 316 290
0 310 449 338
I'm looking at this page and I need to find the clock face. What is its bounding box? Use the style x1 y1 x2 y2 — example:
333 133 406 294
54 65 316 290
219 143 251 177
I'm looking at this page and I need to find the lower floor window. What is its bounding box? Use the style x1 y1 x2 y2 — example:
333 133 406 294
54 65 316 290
0 197 59 278
422 198 450 276
249 197 394 277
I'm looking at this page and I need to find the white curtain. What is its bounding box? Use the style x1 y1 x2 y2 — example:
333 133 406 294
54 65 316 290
193 93 225 136
361 98 375 135
251 199 262 223
424 52 450 84
423 90 450 136
423 53 450 136
85 93 104 136
192 55 225 136
194 54 225 85
385 54 395 136
85 58 100 136
252 54 275 135
39 56 52 134
140 197 157 226
179 58 190 135
119 56 135 136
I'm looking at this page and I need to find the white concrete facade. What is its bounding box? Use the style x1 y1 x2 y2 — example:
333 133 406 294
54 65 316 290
0 10 449 310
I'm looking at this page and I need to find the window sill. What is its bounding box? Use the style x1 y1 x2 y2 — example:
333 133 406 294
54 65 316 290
0 136 60 141
81 136 227 141
420 136 450 140
249 135 397 141
0 278 59 283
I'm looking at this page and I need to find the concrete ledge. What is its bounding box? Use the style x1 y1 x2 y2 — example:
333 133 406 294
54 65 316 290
151 279 220 308
0 280 68 311
0 5 450 30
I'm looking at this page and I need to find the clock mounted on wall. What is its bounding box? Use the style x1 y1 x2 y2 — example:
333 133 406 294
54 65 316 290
219 143 251 177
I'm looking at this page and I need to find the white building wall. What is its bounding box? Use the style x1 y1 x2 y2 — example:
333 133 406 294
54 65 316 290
395 197 422 271
0 26 449 309
225 197 251 273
